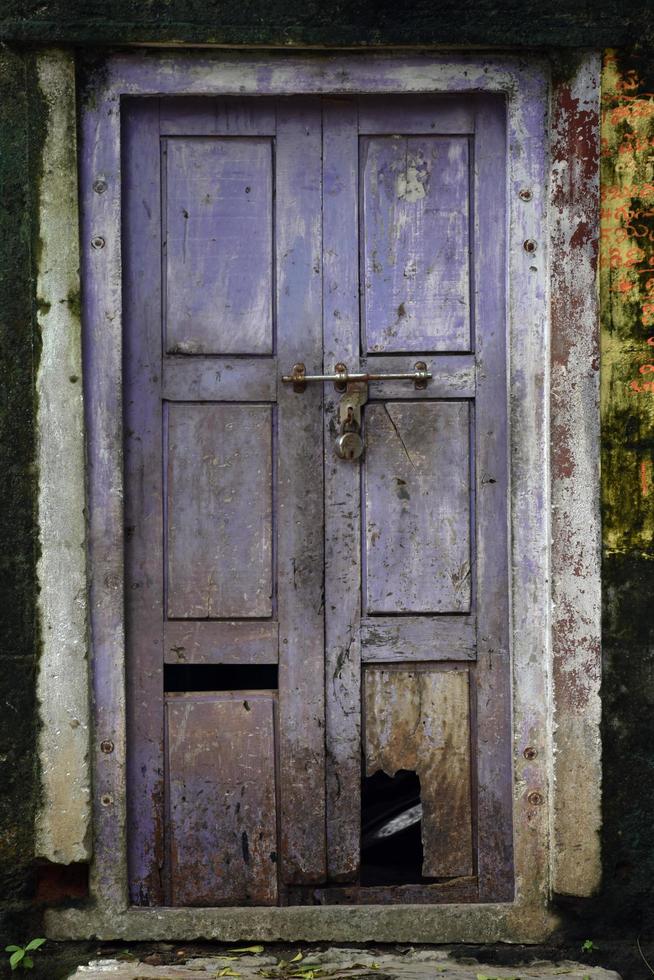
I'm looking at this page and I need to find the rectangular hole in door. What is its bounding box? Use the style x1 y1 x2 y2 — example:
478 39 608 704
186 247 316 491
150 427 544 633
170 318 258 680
164 663 278 691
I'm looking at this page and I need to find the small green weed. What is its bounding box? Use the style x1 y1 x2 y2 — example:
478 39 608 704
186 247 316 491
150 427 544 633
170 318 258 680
581 940 597 953
4 939 46 972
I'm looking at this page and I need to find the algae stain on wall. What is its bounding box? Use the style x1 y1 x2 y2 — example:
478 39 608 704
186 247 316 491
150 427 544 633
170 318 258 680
601 52 654 555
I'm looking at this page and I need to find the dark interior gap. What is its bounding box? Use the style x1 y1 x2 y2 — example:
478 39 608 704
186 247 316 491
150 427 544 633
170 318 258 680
360 768 424 885
164 663 278 692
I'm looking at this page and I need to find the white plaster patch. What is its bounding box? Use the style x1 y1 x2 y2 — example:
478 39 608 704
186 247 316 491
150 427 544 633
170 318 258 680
397 164 427 201
35 49 90 864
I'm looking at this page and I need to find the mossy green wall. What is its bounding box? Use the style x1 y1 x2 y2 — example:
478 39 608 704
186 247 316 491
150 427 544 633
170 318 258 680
0 1 653 47
0 47 44 941
1 2 654 944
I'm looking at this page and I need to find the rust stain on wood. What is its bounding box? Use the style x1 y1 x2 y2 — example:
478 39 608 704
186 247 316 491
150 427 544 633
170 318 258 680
364 666 473 878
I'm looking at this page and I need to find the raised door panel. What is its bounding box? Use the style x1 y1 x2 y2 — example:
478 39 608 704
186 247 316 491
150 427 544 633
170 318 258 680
164 137 273 355
166 402 273 620
361 135 471 353
166 693 278 906
364 401 471 615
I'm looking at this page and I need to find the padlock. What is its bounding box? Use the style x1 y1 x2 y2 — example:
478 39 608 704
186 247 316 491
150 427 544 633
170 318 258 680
333 381 367 462
335 430 364 461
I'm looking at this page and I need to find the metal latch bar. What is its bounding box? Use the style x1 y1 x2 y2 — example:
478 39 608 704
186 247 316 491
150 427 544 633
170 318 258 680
282 361 431 393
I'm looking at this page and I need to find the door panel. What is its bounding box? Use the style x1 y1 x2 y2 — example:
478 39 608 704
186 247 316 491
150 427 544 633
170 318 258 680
166 693 278 906
361 135 471 353
364 401 471 615
164 620 279 665
166 402 273 619
123 93 511 907
361 616 476 662
164 137 274 354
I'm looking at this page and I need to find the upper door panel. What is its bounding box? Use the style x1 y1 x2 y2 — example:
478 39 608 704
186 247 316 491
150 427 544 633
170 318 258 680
361 134 471 353
164 136 274 355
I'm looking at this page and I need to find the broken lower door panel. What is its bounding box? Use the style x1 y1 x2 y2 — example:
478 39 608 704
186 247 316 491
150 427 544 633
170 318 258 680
123 93 512 907
363 667 473 883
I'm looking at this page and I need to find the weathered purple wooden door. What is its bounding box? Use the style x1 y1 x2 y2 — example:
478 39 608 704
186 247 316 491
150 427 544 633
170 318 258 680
122 93 511 907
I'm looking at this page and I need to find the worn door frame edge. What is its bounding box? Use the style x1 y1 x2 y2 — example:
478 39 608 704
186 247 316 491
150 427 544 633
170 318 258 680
34 48 601 943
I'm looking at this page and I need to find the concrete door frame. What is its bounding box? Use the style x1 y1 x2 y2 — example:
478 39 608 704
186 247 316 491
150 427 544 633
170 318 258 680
33 48 602 943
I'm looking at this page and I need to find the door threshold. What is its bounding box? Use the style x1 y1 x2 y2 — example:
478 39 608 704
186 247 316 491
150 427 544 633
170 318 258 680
44 901 557 944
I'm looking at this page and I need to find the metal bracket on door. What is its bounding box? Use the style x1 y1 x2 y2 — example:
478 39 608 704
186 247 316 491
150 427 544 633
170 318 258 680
282 360 432 462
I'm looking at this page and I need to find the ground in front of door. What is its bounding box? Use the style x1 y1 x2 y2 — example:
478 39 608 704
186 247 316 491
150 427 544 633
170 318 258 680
60 945 621 980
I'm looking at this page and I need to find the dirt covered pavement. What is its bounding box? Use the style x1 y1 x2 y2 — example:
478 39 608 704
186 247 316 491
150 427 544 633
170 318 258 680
63 946 620 980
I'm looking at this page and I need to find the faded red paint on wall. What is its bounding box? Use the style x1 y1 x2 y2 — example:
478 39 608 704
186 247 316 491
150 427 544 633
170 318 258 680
602 51 654 551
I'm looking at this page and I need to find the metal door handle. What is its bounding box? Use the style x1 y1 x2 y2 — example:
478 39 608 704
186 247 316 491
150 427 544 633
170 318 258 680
282 361 431 393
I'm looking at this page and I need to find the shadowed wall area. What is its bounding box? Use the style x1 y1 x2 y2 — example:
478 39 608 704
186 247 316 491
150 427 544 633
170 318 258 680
597 51 654 936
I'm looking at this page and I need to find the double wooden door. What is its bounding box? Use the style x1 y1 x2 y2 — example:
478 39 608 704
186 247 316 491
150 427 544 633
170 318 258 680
123 94 512 907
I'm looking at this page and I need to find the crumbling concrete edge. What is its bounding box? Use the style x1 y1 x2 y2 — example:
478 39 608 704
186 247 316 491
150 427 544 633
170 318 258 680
44 902 558 944
34 48 91 864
